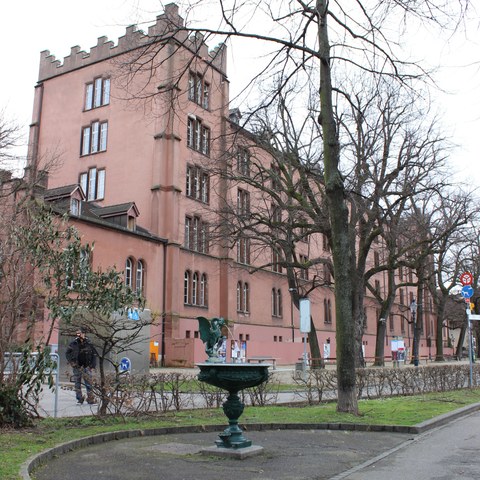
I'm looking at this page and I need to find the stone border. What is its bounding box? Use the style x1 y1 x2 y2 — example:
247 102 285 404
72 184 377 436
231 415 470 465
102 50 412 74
21 402 480 480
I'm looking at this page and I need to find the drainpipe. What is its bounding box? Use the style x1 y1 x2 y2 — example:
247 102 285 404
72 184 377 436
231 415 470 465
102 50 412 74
161 241 167 367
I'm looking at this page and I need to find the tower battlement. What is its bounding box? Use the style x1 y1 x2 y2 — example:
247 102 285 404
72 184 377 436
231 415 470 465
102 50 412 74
38 3 227 82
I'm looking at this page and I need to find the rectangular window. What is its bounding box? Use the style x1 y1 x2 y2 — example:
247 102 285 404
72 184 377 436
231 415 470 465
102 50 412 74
97 169 105 199
188 71 209 109
82 127 91 156
271 164 281 190
186 165 209 203
201 126 210 155
91 122 99 153
81 121 108 155
272 249 282 273
185 215 209 253
85 83 94 111
184 217 191 249
299 254 309 280
100 122 108 151
237 148 250 176
79 168 106 201
237 189 250 216
85 77 110 111
80 172 88 195
203 82 210 109
88 168 97 201
186 116 210 155
70 198 81 216
237 237 250 264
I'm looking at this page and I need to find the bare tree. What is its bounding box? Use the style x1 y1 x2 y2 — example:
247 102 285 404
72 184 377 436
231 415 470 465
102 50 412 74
115 0 469 413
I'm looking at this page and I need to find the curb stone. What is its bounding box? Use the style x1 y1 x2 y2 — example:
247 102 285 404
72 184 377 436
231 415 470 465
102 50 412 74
20 402 480 480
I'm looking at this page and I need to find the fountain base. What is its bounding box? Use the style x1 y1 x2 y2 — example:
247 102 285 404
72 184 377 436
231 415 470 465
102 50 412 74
200 445 264 459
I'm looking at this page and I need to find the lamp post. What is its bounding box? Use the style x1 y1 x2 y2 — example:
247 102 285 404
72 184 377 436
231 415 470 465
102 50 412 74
410 298 418 367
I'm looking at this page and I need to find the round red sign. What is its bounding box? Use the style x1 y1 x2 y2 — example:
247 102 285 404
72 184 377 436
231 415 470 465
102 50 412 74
460 271 473 286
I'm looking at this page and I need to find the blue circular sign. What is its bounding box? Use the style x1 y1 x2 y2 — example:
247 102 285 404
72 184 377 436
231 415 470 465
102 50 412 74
119 357 131 372
461 285 474 299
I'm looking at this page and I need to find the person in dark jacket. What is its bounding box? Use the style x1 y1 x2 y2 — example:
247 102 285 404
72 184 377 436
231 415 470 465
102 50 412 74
66 327 97 404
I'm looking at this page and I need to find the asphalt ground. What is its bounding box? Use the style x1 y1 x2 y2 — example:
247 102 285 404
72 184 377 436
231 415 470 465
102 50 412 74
26 403 480 480
29 427 410 480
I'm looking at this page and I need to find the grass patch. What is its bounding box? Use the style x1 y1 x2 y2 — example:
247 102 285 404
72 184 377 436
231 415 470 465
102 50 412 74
2 389 480 480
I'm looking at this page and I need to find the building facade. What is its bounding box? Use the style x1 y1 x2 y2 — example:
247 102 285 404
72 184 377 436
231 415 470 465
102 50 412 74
25 4 444 366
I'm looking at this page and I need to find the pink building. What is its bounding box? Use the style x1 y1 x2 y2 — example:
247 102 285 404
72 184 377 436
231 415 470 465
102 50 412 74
26 4 440 367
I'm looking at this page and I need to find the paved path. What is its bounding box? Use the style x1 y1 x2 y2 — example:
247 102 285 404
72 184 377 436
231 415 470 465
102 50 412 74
337 410 480 480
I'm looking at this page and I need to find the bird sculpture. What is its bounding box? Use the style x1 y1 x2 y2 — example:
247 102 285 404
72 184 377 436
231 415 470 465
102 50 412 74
196 316 226 362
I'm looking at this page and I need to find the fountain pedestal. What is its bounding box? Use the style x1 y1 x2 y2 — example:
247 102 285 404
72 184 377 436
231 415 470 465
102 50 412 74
197 363 269 456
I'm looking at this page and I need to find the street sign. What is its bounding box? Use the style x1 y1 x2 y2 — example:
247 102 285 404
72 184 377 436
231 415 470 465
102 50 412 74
460 271 473 286
119 357 131 372
299 298 311 333
461 285 474 299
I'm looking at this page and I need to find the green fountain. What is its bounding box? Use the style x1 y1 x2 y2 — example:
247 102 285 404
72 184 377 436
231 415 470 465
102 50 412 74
196 316 270 457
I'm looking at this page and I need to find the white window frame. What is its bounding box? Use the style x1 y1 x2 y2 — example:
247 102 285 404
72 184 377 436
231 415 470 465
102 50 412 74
80 168 106 202
85 77 111 111
125 258 133 289
136 260 144 295
81 121 108 155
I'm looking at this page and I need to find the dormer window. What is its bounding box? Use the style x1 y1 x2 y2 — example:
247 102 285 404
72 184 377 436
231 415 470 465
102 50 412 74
70 198 81 216
128 215 136 231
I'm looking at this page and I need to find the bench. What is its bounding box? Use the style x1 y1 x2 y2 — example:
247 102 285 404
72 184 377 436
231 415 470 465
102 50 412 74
247 356 277 369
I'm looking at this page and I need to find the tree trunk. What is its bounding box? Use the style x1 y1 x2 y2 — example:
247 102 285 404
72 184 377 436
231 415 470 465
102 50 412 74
308 317 324 369
456 321 467 360
317 0 357 414
435 298 446 361
374 320 387 366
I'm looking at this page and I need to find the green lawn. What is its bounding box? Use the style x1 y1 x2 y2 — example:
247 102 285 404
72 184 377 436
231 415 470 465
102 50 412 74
2 389 480 480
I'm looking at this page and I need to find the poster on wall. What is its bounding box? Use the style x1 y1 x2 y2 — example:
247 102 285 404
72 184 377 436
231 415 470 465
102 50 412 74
231 340 247 363
391 338 405 362
219 338 227 362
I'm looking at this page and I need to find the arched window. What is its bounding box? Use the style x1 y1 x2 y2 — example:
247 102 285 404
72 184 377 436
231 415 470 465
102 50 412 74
237 282 242 311
243 282 249 313
184 270 191 304
192 272 199 305
200 274 208 306
125 258 133 289
136 260 144 295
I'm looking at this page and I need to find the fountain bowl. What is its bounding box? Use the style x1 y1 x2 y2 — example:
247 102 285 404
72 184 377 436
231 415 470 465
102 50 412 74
197 363 269 391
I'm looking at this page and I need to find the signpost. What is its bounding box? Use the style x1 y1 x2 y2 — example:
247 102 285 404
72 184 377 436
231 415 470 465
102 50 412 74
460 272 476 387
119 357 131 373
299 298 311 375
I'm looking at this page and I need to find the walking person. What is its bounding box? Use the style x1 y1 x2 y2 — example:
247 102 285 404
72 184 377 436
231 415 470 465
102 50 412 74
66 327 97 405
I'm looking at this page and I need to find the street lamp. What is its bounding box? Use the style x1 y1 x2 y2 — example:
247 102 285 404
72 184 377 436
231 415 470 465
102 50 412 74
410 298 418 367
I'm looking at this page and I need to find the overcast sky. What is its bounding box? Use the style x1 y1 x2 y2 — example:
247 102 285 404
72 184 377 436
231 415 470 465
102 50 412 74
2 0 479 184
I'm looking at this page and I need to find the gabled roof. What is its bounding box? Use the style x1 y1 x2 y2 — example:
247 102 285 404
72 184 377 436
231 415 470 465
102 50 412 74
44 184 85 201
91 202 140 218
